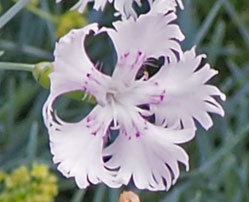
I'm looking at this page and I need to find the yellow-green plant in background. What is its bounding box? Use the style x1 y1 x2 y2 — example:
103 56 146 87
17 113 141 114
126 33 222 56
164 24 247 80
0 164 58 202
56 11 87 38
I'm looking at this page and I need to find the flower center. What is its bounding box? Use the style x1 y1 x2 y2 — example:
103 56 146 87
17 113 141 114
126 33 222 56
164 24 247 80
106 92 117 104
105 79 127 105
104 80 130 129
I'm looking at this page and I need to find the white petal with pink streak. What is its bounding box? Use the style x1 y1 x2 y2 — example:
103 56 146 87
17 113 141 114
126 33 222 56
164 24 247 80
150 47 226 130
104 107 195 191
47 105 119 188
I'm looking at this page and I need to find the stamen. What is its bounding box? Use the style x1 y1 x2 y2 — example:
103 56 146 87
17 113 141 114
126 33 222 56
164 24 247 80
95 61 104 72
110 124 120 130
143 71 149 80
136 107 153 117
109 94 119 129
82 92 89 101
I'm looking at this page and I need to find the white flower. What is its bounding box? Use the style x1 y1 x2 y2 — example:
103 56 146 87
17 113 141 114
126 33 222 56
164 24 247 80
43 12 224 191
56 0 183 18
150 47 226 130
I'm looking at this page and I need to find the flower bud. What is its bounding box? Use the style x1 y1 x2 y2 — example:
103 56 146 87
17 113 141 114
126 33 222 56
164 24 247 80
32 62 53 89
32 62 96 104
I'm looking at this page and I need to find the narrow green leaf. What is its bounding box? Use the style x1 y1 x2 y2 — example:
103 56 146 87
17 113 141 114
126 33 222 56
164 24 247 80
226 60 243 80
193 0 225 46
109 189 120 202
224 1 249 48
0 39 53 59
26 121 38 164
93 185 106 202
0 0 31 29
196 129 212 165
189 124 249 177
208 20 225 64
24 1 58 23
160 179 195 202
70 190 86 202
6 78 15 136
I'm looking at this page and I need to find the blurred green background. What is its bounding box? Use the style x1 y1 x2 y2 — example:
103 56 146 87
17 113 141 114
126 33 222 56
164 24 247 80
0 0 249 201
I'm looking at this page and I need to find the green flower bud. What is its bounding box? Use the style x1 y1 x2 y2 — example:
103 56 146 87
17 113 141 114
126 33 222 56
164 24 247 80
32 62 53 89
32 62 96 104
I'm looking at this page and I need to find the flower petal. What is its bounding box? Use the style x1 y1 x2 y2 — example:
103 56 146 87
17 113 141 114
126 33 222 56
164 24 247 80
149 0 184 14
102 12 184 83
118 79 166 106
105 12 184 60
50 24 98 98
113 0 142 19
150 47 226 130
46 105 119 188
48 23 112 109
104 107 195 191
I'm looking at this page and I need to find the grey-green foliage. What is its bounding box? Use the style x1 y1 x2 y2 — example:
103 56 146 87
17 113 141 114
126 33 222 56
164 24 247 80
0 0 249 201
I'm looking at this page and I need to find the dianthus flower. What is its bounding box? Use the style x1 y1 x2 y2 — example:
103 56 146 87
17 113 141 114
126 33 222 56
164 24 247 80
43 11 225 191
56 0 183 18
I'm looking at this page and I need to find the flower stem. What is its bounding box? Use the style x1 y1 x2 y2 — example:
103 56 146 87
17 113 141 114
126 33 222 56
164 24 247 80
0 62 35 72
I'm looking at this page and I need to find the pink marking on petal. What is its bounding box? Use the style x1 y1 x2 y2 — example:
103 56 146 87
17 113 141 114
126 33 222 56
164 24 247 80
91 131 97 136
134 51 143 65
87 116 91 122
160 94 164 101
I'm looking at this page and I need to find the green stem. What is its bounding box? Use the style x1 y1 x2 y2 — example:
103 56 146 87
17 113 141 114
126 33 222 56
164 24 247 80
0 0 31 29
0 62 35 72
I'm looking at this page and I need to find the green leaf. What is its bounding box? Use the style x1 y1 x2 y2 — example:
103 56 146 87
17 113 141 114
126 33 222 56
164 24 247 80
93 185 106 202
26 122 38 164
0 0 31 29
70 190 86 202
193 0 225 46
